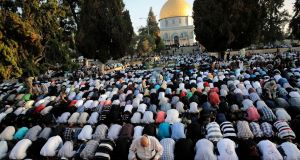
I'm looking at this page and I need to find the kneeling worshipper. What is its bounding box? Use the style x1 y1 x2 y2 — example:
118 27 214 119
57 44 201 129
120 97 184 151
128 134 163 160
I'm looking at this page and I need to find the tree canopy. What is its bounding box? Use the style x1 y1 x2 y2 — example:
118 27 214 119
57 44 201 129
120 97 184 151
193 0 288 52
290 0 300 39
0 0 77 79
137 7 164 55
76 0 133 62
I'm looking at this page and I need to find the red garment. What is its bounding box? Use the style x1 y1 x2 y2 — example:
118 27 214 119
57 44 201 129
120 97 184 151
68 100 77 107
246 106 260 121
197 88 202 93
104 100 112 106
155 111 166 123
180 91 186 98
209 92 220 106
204 82 210 87
35 105 45 113
210 87 219 93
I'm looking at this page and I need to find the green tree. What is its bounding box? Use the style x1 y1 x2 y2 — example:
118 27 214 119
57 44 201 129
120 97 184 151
128 32 139 55
137 35 155 56
0 0 77 79
76 0 133 63
260 0 289 43
193 0 265 52
290 0 300 39
137 7 164 55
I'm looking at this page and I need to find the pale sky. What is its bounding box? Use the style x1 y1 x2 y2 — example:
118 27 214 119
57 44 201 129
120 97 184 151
124 0 296 33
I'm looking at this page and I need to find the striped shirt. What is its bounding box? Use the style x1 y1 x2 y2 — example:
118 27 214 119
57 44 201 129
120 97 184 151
94 139 116 160
274 121 296 140
220 121 237 138
206 122 223 142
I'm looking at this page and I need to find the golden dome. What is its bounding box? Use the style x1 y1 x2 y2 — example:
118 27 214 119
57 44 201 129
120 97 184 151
160 0 192 20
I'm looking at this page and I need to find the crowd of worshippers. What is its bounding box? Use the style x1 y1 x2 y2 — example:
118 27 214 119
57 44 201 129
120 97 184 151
1 51 300 160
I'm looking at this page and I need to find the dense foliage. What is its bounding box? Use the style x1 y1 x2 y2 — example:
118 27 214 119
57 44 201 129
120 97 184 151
0 0 78 79
76 0 134 62
137 7 164 55
193 0 289 52
290 0 300 39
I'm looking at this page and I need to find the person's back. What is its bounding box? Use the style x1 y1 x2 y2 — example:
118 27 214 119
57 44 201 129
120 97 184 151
128 135 163 160
157 122 171 140
174 138 194 160
194 138 217 160
160 138 175 160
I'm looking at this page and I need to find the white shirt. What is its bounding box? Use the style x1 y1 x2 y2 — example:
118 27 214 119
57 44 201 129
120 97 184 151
57 112 71 123
99 94 108 101
252 81 261 89
87 112 99 125
68 92 76 100
241 99 254 111
275 108 291 121
128 136 163 160
176 102 185 114
194 139 217 160
40 106 53 115
9 139 32 159
91 100 99 108
78 112 89 124
141 111 155 124
24 125 42 141
165 109 181 124
0 113 6 123
40 136 63 157
78 125 93 141
131 112 142 124
257 140 283 160
38 127 52 139
217 138 238 160
189 102 199 113
68 112 80 124
280 142 300 160
83 100 94 109
35 99 45 107
5 108 13 114
75 99 84 108
0 126 15 141
14 107 25 116
0 140 8 159
124 105 133 113
132 98 141 108
133 126 144 139
107 124 122 140
158 92 165 100
274 75 282 82
137 103 147 113
92 124 108 141
58 141 76 158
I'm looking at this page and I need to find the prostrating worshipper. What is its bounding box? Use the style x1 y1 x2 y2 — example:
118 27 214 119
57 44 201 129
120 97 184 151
128 134 163 160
